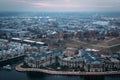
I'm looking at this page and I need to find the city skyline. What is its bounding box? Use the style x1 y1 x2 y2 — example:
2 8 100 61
0 0 120 12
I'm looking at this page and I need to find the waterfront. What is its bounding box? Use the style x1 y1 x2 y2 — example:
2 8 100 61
0 68 120 80
16 63 120 75
0 61 119 80
0 62 120 80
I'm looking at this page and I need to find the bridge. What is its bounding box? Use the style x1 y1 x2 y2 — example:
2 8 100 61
0 54 25 62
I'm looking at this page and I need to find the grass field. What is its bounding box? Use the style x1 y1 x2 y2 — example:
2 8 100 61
63 37 120 53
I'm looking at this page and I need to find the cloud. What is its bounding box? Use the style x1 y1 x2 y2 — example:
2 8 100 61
32 2 113 8
0 0 120 12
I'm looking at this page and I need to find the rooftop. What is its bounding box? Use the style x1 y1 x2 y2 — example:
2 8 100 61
27 50 63 60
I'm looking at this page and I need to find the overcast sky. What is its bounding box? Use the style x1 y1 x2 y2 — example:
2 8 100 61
0 0 120 12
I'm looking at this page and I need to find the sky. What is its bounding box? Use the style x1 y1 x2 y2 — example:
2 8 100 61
0 0 120 12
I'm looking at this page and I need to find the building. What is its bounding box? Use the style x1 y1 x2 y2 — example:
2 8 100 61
0 40 29 61
24 50 63 68
66 47 78 56
23 47 120 72
82 49 105 72
105 57 120 71
58 55 84 69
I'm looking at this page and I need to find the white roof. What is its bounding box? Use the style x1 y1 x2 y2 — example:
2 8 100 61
23 40 35 43
63 57 72 61
93 21 109 26
36 41 44 45
86 48 99 52
12 38 21 40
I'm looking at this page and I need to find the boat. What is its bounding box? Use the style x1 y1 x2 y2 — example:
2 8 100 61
3 65 12 70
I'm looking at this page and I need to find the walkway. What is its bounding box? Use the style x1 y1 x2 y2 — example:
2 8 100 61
16 63 120 75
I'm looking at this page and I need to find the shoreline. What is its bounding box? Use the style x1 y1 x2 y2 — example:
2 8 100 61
15 63 120 75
